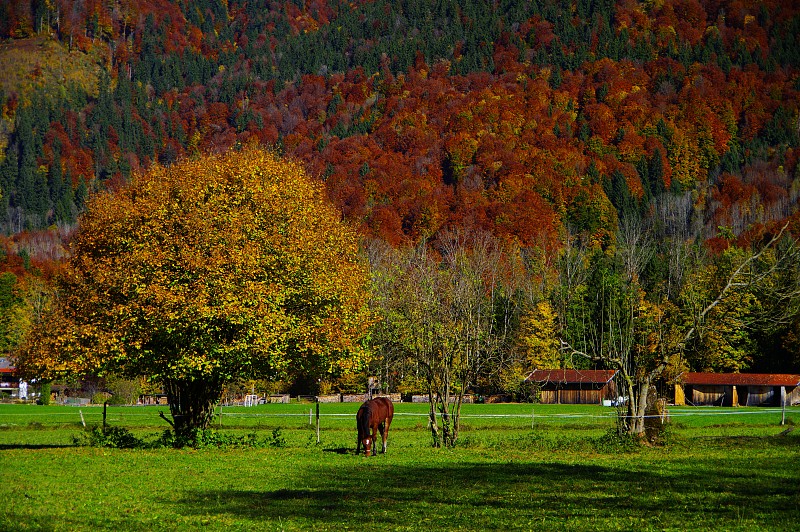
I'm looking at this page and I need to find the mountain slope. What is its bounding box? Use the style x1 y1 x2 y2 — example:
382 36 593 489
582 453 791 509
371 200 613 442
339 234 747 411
0 0 797 250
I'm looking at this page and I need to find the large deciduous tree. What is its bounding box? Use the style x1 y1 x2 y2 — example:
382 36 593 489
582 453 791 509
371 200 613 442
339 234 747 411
560 218 800 441
15 147 373 438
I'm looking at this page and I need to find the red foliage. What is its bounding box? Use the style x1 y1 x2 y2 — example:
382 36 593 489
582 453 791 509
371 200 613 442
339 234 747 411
3 0 798 260
713 173 756 209
655 0 708 46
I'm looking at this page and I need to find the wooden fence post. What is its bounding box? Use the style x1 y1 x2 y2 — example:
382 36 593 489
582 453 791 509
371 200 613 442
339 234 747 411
316 401 320 444
781 386 786 426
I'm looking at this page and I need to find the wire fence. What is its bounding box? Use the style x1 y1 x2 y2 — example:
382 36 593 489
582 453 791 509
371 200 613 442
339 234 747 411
1 403 797 450
1 403 797 426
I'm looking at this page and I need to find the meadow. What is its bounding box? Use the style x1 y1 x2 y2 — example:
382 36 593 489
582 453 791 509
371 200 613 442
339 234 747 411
1 402 798 531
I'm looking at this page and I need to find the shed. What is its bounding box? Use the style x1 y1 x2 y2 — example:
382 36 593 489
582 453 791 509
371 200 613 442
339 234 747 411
675 372 800 407
0 358 20 399
524 369 618 405
0 357 16 387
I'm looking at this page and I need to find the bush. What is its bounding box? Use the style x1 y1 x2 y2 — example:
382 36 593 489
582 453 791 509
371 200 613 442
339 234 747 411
75 426 142 449
105 376 143 405
91 392 111 405
75 426 272 450
155 428 268 449
592 428 640 453
105 394 131 405
269 428 286 448
38 382 51 405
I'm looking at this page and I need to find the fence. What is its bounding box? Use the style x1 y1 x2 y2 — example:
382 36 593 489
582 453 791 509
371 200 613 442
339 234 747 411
2 402 796 434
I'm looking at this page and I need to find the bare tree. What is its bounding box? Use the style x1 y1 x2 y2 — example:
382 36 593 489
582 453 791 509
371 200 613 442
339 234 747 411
618 216 655 282
370 230 520 447
434 230 520 444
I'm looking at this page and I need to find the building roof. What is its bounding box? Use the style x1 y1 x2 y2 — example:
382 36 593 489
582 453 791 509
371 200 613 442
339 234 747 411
0 357 15 374
681 372 800 387
525 369 617 385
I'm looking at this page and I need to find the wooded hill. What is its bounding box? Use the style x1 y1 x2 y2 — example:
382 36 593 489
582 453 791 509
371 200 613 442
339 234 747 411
1 1 800 384
1 0 798 247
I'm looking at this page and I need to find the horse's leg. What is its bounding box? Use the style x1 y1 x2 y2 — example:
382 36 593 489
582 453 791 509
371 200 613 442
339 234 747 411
356 418 362 454
370 423 379 456
376 421 384 453
380 418 391 453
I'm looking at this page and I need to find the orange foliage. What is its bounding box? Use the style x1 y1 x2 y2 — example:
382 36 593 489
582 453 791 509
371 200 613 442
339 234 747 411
2 0 798 261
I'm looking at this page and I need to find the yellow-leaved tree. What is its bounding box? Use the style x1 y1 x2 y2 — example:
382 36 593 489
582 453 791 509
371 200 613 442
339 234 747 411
15 147 373 438
517 300 560 369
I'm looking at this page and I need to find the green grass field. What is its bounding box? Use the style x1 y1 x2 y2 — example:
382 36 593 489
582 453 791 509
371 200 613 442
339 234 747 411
2 402 799 531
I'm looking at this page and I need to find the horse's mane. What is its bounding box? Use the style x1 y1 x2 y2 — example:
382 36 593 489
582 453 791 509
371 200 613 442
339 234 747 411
357 402 372 437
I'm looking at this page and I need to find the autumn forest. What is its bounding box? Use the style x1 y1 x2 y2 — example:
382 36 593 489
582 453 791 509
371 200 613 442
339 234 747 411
1 0 800 411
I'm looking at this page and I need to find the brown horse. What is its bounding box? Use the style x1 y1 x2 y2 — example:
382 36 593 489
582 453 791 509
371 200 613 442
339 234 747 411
356 397 394 456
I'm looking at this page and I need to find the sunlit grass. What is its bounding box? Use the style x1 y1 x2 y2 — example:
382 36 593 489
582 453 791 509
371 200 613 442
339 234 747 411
1 403 798 531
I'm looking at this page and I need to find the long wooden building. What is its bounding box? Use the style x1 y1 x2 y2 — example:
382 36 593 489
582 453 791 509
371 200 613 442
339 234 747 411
524 369 618 405
675 372 800 407
0 357 19 398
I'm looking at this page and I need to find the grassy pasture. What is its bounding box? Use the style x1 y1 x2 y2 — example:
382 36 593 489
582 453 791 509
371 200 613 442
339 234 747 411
1 402 799 531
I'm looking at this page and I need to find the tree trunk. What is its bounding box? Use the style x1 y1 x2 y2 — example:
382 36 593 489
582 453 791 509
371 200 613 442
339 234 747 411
427 391 441 447
431 388 464 448
629 381 650 439
616 371 649 439
439 398 453 447
427 386 464 448
163 378 222 441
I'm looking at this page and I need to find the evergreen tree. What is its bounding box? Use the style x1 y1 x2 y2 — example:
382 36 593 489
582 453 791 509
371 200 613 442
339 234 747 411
48 146 63 205
648 149 664 198
604 170 639 222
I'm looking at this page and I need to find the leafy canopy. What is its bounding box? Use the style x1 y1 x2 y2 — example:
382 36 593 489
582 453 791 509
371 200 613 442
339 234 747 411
17 146 373 385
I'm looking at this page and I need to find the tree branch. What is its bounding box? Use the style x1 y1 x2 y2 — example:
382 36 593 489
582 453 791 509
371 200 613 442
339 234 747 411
159 411 175 428
681 219 792 348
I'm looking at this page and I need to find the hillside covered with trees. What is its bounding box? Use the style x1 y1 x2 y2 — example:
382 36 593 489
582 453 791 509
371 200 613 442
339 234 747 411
2 1 800 409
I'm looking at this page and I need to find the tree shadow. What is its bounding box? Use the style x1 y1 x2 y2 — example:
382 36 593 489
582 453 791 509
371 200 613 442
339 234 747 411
168 457 800 528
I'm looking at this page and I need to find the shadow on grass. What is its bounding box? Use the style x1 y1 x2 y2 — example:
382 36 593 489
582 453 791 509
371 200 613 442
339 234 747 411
169 455 800 528
321 447 352 455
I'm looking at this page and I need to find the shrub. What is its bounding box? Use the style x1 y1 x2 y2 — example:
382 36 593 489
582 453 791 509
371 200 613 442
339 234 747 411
105 394 130 405
105 376 142 405
75 426 142 449
592 428 640 453
269 428 286 448
38 382 51 405
91 392 111 405
155 428 268 449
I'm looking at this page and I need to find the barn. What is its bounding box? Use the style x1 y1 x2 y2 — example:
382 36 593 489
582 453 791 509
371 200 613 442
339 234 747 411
675 372 800 407
524 369 618 405
0 357 16 382
0 357 18 398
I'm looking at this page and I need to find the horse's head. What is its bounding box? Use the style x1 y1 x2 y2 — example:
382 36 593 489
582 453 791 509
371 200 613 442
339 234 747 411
362 437 373 456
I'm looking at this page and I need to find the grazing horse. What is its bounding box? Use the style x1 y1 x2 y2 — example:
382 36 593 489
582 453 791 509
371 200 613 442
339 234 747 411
356 397 394 456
